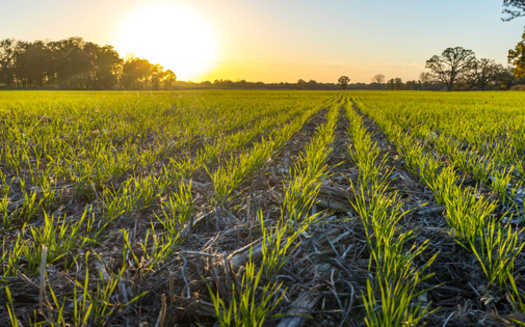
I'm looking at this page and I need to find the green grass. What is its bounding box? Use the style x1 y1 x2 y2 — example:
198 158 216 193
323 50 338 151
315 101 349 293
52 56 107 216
2 90 525 325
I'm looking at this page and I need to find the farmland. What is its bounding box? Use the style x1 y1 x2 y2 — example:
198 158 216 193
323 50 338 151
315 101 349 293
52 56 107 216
0 90 525 326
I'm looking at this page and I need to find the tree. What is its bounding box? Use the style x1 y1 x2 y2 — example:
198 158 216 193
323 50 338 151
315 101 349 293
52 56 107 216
306 79 319 90
508 29 525 77
371 74 385 84
48 37 93 89
386 77 404 90
419 72 431 83
338 76 350 90
371 74 385 90
92 45 122 89
297 79 307 90
418 72 432 90
0 37 183 90
163 69 176 89
405 80 421 90
13 40 52 88
465 58 500 91
426 47 476 91
121 56 155 89
494 65 518 89
0 39 15 87
151 64 164 90
503 0 525 21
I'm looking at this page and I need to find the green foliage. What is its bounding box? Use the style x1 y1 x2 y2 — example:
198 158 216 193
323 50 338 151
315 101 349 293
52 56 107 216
5 89 525 325
0 90 334 325
355 91 525 319
207 251 286 327
470 220 525 287
347 98 437 325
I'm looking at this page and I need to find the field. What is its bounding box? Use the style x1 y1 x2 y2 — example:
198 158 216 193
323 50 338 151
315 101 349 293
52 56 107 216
1 90 525 326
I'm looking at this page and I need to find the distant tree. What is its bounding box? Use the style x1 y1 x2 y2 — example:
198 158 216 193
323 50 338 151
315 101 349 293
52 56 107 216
297 79 307 90
386 78 394 90
371 74 385 90
394 78 404 90
419 72 431 84
494 65 518 89
47 37 93 89
13 40 52 88
121 56 154 89
200 80 212 88
163 69 177 89
151 64 164 90
371 74 385 84
426 47 476 91
92 45 122 89
508 29 525 78
418 72 430 84
503 0 525 20
465 58 500 91
0 37 183 90
212 79 234 89
405 80 421 90
418 72 431 90
338 75 350 90
306 79 318 90
386 77 404 90
0 39 15 87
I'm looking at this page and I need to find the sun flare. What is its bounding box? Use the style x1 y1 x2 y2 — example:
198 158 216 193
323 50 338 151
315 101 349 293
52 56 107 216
114 3 219 81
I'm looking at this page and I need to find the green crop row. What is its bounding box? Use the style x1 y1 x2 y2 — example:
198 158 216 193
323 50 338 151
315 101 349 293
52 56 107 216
0 90 337 326
345 94 437 326
354 94 525 324
207 96 340 325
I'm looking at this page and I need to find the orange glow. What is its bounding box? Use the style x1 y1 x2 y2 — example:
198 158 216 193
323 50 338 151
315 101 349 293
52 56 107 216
114 2 219 81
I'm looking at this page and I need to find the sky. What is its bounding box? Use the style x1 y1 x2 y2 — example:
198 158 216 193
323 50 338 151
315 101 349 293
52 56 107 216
0 0 524 83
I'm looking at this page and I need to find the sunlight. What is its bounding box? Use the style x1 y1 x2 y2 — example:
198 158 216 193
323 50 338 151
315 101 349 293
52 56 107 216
114 2 219 81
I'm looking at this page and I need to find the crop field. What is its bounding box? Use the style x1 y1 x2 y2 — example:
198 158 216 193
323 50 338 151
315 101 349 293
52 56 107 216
1 90 525 326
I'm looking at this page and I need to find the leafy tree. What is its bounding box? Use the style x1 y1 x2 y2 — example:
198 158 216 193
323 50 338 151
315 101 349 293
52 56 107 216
426 47 476 91
503 0 525 21
419 72 431 84
163 70 177 89
371 74 385 84
151 64 164 90
306 79 319 90
121 56 154 89
405 80 422 90
465 58 500 91
47 37 93 89
297 79 307 90
386 77 404 90
494 65 518 89
508 29 525 77
13 40 52 88
338 75 350 90
371 74 385 90
0 39 15 87
0 36 178 90
418 72 432 90
92 45 122 89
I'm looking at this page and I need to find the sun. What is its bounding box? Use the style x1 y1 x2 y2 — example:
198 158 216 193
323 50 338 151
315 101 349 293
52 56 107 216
114 3 219 81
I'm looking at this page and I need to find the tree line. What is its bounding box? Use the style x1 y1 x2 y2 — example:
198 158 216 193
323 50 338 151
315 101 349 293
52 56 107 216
4 0 525 93
336 1 525 92
0 37 176 89
421 47 522 91
415 1 525 91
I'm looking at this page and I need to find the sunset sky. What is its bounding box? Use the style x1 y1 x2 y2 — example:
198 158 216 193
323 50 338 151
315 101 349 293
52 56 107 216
0 0 524 83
